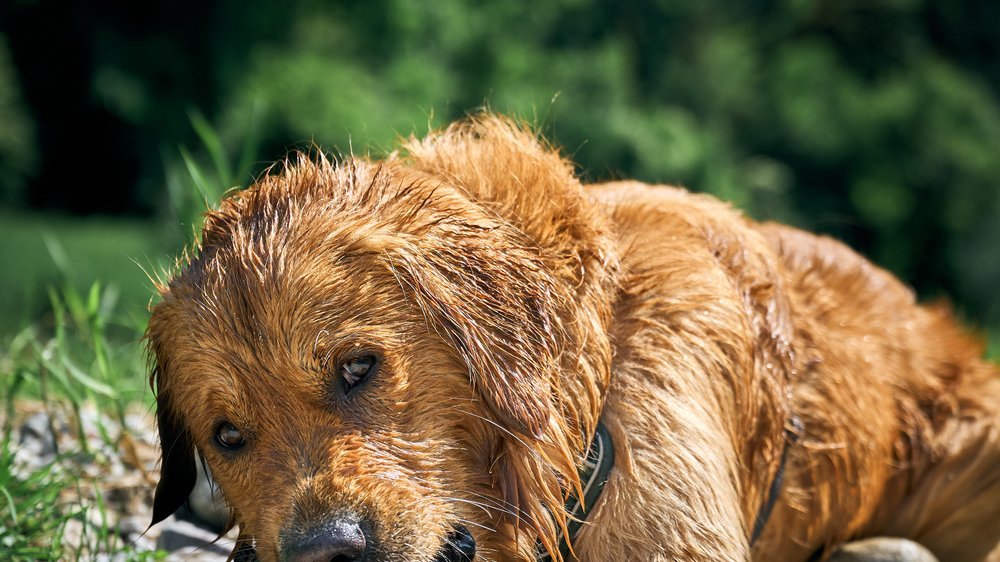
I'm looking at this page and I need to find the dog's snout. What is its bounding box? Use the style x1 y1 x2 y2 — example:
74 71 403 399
280 515 367 562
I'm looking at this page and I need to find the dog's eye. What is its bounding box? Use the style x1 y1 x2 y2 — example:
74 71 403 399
341 354 378 393
215 422 245 450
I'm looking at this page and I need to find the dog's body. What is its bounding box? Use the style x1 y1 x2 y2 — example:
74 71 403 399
148 116 1000 561
583 181 1000 561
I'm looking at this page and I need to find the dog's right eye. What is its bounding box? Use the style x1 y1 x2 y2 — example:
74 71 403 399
340 354 378 394
215 422 245 450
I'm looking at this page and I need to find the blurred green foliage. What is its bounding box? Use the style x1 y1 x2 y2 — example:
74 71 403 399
0 214 168 335
0 37 36 205
0 0 998 336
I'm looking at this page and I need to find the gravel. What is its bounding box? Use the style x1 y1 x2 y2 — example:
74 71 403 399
4 401 236 561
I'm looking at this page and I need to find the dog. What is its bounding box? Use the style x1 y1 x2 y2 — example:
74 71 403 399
147 115 1000 561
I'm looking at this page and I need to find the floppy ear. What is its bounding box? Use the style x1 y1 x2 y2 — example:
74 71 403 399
390 235 563 439
150 388 197 526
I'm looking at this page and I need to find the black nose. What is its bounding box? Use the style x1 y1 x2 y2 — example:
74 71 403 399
280 516 367 562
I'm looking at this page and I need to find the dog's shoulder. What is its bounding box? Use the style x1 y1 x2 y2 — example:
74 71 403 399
586 180 785 288
587 180 744 239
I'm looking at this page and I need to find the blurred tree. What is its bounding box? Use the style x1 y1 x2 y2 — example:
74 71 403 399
0 0 997 330
0 35 36 205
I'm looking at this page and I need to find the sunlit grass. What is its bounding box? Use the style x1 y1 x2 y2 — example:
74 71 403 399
0 445 72 560
0 114 248 560
0 281 160 560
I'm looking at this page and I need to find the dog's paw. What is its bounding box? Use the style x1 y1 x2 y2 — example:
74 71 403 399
827 537 938 562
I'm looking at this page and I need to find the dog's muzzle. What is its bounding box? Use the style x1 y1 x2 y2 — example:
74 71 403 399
232 523 476 562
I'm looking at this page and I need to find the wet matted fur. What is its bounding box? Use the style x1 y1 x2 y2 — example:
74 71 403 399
147 116 1000 561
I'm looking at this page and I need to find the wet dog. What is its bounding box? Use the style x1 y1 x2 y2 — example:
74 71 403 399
147 116 1000 561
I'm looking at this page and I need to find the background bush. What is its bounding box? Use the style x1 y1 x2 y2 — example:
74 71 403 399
1 0 998 345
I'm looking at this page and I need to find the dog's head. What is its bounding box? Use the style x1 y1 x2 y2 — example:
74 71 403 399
147 117 619 562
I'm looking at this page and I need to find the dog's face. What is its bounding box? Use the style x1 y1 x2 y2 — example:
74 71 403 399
147 127 616 562
151 224 481 560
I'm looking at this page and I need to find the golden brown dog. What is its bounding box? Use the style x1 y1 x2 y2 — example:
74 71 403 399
147 116 1000 562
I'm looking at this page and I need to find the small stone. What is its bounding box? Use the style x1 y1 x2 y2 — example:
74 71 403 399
124 533 157 555
61 518 84 550
118 515 148 537
828 537 939 562
156 516 231 557
78 405 120 441
19 411 57 458
12 444 47 474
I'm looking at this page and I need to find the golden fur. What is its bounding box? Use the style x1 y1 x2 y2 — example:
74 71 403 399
147 116 1000 561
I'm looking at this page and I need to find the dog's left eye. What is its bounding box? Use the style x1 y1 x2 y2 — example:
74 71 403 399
341 354 378 393
215 421 245 450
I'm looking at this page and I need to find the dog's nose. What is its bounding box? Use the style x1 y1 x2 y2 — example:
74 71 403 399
280 516 367 562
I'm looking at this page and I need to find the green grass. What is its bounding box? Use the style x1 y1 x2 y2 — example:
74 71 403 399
0 212 171 337
0 107 254 339
0 282 160 560
0 222 165 560
0 114 248 560
0 446 68 560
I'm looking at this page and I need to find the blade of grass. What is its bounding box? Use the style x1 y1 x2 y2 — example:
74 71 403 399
189 108 233 190
0 485 16 525
58 352 117 399
42 234 74 280
179 145 214 205
235 99 262 183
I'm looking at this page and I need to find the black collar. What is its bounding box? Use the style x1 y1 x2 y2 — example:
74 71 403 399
750 415 802 545
537 420 615 561
536 415 799 561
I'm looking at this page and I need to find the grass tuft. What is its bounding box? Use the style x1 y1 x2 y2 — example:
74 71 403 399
0 281 160 561
0 113 248 560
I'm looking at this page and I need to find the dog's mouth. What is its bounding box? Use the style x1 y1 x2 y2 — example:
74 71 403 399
230 525 476 562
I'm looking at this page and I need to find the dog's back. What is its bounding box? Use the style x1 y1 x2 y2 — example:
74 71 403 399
761 222 1000 561
588 180 1000 561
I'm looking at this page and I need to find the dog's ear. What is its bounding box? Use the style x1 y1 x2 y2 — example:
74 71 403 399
150 387 197 526
390 236 562 439
395 115 620 440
